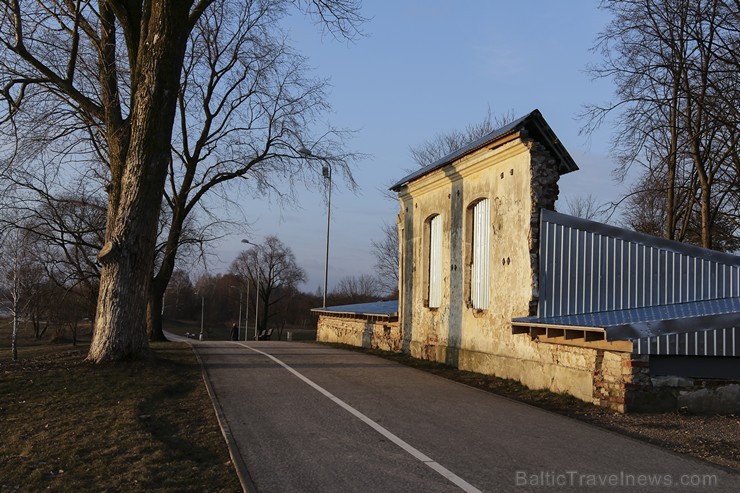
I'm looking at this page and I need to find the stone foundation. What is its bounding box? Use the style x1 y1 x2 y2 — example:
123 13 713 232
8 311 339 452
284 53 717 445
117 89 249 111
318 314 739 413
316 315 401 352
409 337 634 411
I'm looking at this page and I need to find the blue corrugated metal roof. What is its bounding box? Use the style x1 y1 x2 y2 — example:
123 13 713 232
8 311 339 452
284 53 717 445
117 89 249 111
513 298 740 341
311 300 399 318
541 209 740 267
389 109 578 192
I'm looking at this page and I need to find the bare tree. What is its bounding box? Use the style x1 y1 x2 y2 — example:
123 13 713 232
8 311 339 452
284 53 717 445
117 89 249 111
163 269 197 320
583 0 738 250
409 108 516 168
0 225 45 360
371 222 399 295
332 274 381 303
563 194 609 222
0 0 364 362
147 0 359 341
623 169 740 251
230 236 306 332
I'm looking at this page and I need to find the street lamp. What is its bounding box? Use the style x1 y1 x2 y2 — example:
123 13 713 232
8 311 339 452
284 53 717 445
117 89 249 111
230 285 242 340
321 164 331 308
195 291 205 340
244 281 250 341
241 239 260 341
298 147 332 308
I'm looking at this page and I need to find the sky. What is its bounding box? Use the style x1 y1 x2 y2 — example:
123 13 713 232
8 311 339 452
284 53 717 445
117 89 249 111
211 1 626 293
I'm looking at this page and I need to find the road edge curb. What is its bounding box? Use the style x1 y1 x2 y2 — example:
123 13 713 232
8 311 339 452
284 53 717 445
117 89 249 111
191 343 258 493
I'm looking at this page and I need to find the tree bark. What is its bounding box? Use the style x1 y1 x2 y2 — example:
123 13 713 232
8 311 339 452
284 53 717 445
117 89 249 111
147 165 190 342
699 180 712 249
87 2 193 362
666 69 681 241
11 309 18 362
147 293 167 341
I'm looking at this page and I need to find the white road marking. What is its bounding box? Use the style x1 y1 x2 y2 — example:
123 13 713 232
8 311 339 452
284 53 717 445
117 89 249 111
238 343 482 493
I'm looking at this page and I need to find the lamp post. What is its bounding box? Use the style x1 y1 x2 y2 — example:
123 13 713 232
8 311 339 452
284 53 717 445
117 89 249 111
298 147 332 309
241 239 260 340
322 164 331 308
230 285 242 340
196 291 205 341
244 281 250 341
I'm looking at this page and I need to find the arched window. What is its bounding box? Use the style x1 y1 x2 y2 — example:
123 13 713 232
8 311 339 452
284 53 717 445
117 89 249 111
426 214 443 308
469 199 490 309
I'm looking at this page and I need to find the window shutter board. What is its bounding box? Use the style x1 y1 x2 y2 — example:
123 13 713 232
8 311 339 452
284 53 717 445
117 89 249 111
472 199 490 309
429 215 443 308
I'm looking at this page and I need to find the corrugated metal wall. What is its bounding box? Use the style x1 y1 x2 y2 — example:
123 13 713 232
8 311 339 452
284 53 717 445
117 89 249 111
539 210 740 318
634 326 738 356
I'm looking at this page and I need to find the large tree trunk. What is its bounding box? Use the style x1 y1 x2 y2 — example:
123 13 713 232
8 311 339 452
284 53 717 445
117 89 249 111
147 194 188 342
147 292 167 342
88 151 169 362
87 3 193 363
666 72 681 241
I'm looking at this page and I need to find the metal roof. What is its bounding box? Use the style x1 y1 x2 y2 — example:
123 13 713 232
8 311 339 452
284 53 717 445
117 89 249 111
512 297 740 341
390 109 578 192
311 300 399 318
541 209 740 267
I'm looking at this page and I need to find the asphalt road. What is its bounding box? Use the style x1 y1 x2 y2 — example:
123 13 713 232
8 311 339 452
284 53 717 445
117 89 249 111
190 340 739 493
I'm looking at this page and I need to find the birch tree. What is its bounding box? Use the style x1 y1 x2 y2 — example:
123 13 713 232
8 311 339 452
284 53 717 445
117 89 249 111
0 226 44 360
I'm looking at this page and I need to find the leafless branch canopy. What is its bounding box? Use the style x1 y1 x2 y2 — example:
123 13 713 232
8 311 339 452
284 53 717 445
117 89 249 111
581 0 738 250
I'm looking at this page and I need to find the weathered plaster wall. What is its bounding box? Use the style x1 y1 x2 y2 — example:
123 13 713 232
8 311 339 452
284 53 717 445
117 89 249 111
399 140 536 365
396 137 635 408
316 316 401 352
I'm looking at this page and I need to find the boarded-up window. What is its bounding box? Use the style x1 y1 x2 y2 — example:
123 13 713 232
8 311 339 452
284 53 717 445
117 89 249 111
428 214 442 308
471 199 490 309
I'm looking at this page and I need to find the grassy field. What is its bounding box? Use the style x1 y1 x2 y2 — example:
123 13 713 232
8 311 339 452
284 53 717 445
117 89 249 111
0 319 241 492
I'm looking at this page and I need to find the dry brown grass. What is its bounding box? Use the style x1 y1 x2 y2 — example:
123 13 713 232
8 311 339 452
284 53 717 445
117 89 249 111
0 320 241 492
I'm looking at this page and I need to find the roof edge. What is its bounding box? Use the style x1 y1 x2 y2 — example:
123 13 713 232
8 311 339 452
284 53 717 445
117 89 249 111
390 109 578 192
542 209 740 267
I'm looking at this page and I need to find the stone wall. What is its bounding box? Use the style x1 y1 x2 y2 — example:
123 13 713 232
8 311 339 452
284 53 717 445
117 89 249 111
405 337 634 410
316 315 401 352
527 141 561 316
624 356 740 413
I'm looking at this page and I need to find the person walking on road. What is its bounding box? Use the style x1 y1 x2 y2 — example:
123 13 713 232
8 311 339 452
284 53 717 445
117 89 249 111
230 323 238 341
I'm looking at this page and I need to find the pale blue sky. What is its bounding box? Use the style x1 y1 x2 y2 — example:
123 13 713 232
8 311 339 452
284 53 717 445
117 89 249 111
213 1 626 292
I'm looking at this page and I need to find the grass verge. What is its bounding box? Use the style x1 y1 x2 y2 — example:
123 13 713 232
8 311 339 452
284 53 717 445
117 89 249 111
0 325 241 492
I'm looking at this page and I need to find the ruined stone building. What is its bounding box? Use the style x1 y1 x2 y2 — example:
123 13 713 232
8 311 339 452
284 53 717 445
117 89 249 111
314 110 740 413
